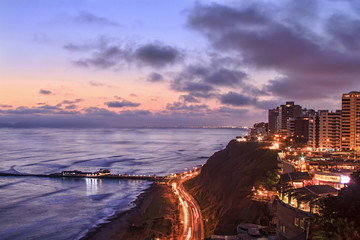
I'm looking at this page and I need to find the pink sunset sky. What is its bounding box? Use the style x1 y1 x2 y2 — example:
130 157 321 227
1 0 359 127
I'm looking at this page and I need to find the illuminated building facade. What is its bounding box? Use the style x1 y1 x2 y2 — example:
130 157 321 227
341 91 360 151
249 122 268 141
308 113 320 149
287 117 309 141
318 110 341 151
313 171 351 190
279 102 302 136
268 107 279 135
277 185 338 240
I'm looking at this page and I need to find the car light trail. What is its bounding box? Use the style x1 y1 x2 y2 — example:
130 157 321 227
172 173 204 239
185 227 192 240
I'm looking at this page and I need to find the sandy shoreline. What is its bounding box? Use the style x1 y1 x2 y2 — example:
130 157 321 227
80 183 155 240
81 182 178 240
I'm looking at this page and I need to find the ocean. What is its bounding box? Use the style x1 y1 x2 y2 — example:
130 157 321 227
0 128 246 239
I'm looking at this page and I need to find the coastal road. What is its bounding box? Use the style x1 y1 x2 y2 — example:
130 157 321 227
172 172 204 240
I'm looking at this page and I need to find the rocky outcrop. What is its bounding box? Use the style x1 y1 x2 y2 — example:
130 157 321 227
186 140 278 235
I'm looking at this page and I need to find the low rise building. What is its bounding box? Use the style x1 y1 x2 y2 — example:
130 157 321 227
280 172 312 190
277 185 338 240
313 171 351 190
249 122 268 141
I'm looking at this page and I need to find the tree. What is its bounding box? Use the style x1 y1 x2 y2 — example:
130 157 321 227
312 171 360 239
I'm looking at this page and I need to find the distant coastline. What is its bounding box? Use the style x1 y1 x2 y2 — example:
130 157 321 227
0 125 250 129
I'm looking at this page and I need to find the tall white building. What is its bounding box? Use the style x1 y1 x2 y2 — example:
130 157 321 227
341 92 360 151
308 113 319 150
318 110 341 151
308 110 341 151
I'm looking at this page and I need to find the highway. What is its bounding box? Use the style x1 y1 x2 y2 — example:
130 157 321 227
172 171 204 240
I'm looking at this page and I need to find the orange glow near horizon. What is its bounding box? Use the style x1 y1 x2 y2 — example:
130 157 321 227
0 72 182 112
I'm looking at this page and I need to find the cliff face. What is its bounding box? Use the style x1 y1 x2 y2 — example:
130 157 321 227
186 140 278 235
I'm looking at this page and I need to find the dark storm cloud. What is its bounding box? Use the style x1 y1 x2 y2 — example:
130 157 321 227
0 105 12 108
118 110 152 116
73 44 130 69
187 3 268 31
220 91 255 106
165 102 209 117
75 11 120 27
39 104 62 111
135 43 181 68
170 62 249 98
179 94 200 103
2 105 76 115
175 81 214 93
62 99 83 104
147 72 164 82
65 104 78 110
217 107 249 117
166 101 209 112
65 39 182 69
187 2 360 100
39 89 52 95
104 100 140 108
0 103 256 128
220 91 280 110
204 68 247 86
255 99 282 110
326 14 360 52
83 107 116 116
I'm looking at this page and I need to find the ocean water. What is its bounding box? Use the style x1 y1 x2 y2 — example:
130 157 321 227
0 128 246 239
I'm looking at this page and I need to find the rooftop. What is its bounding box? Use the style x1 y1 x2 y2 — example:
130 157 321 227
280 172 312 184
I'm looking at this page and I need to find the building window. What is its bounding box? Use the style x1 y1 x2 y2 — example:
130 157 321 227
300 219 305 229
294 217 299 226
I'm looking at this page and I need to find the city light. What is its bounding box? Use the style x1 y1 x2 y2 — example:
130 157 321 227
340 175 350 184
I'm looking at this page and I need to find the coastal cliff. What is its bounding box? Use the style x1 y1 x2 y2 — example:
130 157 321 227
184 140 278 236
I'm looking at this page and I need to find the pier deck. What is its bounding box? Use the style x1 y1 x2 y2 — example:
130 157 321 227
0 172 161 181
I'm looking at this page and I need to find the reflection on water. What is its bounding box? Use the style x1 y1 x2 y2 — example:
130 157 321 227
86 178 101 195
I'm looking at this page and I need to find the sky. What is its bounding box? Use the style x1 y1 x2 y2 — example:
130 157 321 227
1 0 360 127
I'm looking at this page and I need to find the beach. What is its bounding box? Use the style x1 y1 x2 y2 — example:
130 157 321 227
83 182 179 240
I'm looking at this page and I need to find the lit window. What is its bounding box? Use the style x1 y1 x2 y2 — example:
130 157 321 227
294 217 299 226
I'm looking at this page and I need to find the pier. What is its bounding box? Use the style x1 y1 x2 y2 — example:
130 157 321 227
0 171 161 181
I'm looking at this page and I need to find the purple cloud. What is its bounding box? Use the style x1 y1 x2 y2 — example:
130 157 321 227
105 100 140 108
62 99 83 104
75 11 120 27
66 39 182 69
187 2 360 100
220 91 255 106
147 72 164 82
39 89 52 95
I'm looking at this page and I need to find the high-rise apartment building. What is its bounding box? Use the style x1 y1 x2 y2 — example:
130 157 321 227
279 101 302 136
268 107 279 135
287 117 309 141
308 113 320 149
319 110 341 151
341 92 360 151
308 110 341 151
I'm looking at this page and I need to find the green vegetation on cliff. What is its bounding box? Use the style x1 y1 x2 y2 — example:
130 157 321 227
311 171 360 240
184 140 279 237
